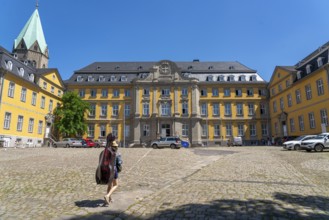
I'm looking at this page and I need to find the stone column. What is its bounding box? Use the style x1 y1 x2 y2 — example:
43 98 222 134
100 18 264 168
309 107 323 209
191 83 200 117
135 86 140 117
133 86 141 144
174 86 179 116
152 86 157 115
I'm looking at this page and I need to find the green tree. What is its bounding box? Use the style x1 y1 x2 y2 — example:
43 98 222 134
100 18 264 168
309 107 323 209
54 91 90 138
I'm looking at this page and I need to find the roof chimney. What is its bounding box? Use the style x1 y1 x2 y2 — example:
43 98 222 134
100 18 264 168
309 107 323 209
193 59 199 62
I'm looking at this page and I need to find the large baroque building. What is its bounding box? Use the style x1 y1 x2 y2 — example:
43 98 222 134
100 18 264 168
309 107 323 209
0 7 64 147
66 60 269 147
268 42 329 140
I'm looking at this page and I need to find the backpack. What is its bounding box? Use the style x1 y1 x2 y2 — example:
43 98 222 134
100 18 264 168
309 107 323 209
95 146 116 185
116 154 123 173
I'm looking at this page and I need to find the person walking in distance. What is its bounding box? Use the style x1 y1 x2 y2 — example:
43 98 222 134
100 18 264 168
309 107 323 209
104 140 120 205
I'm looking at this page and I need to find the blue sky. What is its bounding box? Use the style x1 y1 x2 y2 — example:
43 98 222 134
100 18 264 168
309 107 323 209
1 0 329 81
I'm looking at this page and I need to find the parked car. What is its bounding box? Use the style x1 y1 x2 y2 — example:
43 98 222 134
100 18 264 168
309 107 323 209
151 136 181 149
283 135 317 150
53 138 84 148
94 139 106 148
83 139 96 148
300 133 329 152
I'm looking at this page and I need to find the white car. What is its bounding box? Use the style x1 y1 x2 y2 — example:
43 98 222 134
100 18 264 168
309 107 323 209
283 135 317 150
300 133 329 152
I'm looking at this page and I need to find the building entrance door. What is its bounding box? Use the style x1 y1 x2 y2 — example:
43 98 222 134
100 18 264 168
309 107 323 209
161 124 170 137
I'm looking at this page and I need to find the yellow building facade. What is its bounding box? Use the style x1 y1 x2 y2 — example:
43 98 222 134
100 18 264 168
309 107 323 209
66 60 269 147
268 42 329 142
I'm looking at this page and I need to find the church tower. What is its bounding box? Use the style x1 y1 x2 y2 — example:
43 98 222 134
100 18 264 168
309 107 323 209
12 3 49 68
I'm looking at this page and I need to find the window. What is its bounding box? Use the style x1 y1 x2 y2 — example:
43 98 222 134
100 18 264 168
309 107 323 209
161 88 170 96
113 89 120 97
202 124 208 136
5 60 13 71
124 89 131 97
298 115 304 131
43 82 47 89
287 94 292 107
49 100 53 112
306 64 312 74
101 89 108 97
88 124 95 137
250 124 256 136
41 96 45 109
207 75 213 81
110 75 116 81
226 123 232 136
28 118 34 133
112 104 119 116
317 57 324 67
224 88 230 97
120 76 127 81
218 75 225 81
182 102 189 115
100 104 107 116
235 89 242 97
8 82 15 98
214 124 220 137
273 101 277 113
260 103 266 115
88 75 94 82
17 115 23 131
38 120 43 134
248 103 255 116
320 109 328 126
308 112 315 129
247 88 254 96
201 88 207 96
182 124 189 136
20 88 27 102
317 79 324 96
124 125 130 137
225 103 231 116
286 79 291 88
212 88 219 96
227 75 234 81
18 68 24 76
125 104 130 117
305 84 312 100
90 89 97 98
213 103 219 116
99 75 105 82
89 104 96 117
271 88 276 96
143 124 150 136
143 103 149 115
161 102 171 116
238 124 244 136
250 75 257 81
297 71 301 80
201 103 207 116
77 76 83 82
100 124 106 137
278 84 282 92
112 125 118 137
261 123 268 136
143 88 150 96
280 97 284 110
51 86 54 93
290 118 295 132
295 89 301 104
259 89 267 96
238 75 246 81
31 92 37 106
236 103 243 116
181 88 188 96
79 89 85 98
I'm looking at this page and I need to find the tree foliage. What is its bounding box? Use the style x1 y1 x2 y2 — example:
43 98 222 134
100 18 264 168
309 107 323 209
54 91 90 138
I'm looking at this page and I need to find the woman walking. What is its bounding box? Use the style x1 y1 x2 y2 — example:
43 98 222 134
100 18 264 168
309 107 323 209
104 140 119 205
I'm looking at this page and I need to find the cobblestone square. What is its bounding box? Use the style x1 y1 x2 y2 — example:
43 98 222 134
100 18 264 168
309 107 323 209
1 146 329 220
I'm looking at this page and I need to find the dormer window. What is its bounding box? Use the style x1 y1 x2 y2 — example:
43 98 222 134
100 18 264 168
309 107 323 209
29 73 34 82
218 75 225 81
88 75 94 82
229 66 235 70
317 57 324 67
206 75 213 81
115 66 120 70
227 75 234 82
24 60 29 66
138 66 143 70
77 76 83 82
110 75 116 81
140 73 148 79
5 60 13 71
18 67 24 77
96 66 101 70
249 75 257 81
306 64 312 74
239 75 246 81
182 72 191 78
99 75 105 82
297 71 302 80
208 66 213 70
120 76 127 81
188 66 193 70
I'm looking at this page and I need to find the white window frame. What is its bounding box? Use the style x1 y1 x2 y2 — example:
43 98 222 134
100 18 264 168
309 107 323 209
79 89 85 98
201 103 207 116
100 124 106 137
112 104 119 116
17 115 24 131
20 87 27 102
89 104 96 117
143 124 150 136
238 124 244 136
212 88 219 96
125 104 130 117
290 118 295 132
248 103 255 116
124 89 131 97
124 125 130 137
317 79 324 96
214 124 220 137
182 124 189 137
320 109 328 126
8 82 15 98
225 103 231 116
28 118 34 133
287 94 292 107
296 89 301 104
250 124 256 136
88 124 95 137
226 123 232 136
49 100 53 112
101 89 108 97
101 104 107 116
143 103 149 115
305 84 312 100
112 125 118 139
236 103 243 116
113 89 120 97
298 115 304 131
224 88 230 97
261 123 268 136
181 88 188 96
161 102 171 116
309 112 316 129
41 96 45 109
38 120 43 134
213 103 219 116
182 102 189 115
31 92 37 106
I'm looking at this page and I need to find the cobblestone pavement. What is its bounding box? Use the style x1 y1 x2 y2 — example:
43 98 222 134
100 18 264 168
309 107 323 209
1 146 329 220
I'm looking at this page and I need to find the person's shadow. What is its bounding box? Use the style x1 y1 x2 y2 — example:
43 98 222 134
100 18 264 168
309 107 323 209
75 199 106 208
